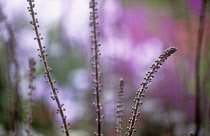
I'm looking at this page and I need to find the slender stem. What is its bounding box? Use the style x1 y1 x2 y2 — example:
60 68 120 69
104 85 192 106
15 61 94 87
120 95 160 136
27 1 70 135
195 0 208 135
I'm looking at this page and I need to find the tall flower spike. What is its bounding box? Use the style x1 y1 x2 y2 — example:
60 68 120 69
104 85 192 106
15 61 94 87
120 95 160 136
26 57 36 136
125 47 177 136
89 0 103 135
116 78 124 136
26 1 70 135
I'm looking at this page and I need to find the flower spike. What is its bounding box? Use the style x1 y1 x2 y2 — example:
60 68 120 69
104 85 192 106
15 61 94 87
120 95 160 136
126 47 177 136
27 0 70 135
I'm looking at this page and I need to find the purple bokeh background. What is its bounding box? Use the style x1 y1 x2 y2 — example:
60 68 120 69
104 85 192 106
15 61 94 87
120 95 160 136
0 0 210 135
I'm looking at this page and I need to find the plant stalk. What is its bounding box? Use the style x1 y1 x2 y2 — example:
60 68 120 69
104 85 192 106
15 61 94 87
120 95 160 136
195 0 208 135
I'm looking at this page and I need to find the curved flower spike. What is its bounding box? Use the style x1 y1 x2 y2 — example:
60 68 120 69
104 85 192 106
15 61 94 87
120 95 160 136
126 47 177 136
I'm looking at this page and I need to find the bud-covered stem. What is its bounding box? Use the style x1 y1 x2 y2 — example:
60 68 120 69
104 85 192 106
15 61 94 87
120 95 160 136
126 47 177 136
27 0 70 135
89 0 103 135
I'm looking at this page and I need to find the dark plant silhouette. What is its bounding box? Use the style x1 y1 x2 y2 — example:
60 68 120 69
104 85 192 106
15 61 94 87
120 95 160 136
195 0 208 135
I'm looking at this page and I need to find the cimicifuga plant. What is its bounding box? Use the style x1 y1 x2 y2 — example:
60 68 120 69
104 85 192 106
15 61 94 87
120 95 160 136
126 47 177 136
26 0 70 135
26 57 36 136
89 0 104 136
115 78 124 136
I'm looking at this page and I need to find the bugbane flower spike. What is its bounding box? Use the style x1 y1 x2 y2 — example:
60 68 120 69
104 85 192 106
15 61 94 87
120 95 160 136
26 0 70 135
126 47 177 136
89 0 104 135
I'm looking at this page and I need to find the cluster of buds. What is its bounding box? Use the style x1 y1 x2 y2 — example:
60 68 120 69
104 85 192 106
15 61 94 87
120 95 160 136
115 78 124 136
89 0 104 135
27 0 70 135
126 47 177 136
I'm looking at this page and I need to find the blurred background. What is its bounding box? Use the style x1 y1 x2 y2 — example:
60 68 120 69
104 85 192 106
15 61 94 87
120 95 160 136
0 0 210 136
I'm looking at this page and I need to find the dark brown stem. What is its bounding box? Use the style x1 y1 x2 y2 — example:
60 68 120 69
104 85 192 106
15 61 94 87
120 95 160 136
89 0 103 135
126 47 177 136
195 0 208 135
27 1 70 135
